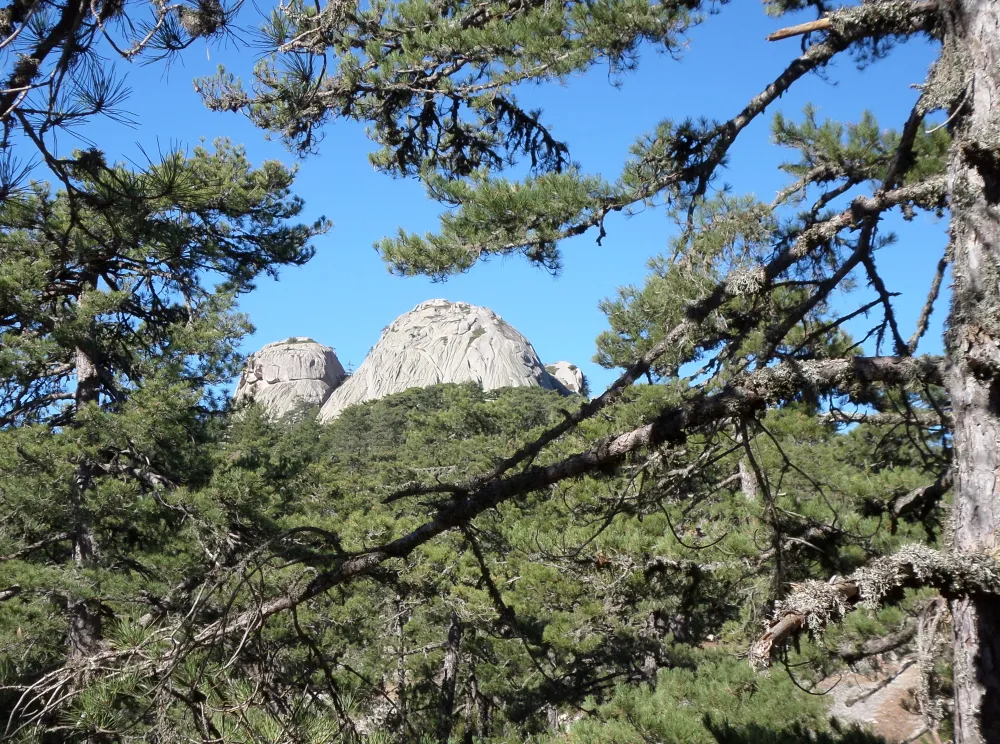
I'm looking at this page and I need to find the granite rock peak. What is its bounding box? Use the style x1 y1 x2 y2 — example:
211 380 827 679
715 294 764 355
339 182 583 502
236 301 583 420
234 337 346 418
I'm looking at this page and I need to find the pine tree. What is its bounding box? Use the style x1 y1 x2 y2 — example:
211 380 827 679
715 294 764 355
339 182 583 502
200 1 1000 741
0 140 326 738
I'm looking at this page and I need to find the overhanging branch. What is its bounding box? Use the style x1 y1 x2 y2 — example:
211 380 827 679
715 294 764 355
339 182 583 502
184 355 944 650
766 0 937 42
750 544 1000 670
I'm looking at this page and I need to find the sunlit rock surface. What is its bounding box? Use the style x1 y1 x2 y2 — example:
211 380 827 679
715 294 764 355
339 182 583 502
545 361 585 395
234 338 346 417
318 299 564 421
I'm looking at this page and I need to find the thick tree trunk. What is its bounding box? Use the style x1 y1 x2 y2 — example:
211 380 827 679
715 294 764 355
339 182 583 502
945 2 1000 741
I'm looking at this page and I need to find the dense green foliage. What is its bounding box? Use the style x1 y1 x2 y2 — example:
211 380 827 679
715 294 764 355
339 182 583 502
0 140 327 740
3 0 996 740
3 371 947 740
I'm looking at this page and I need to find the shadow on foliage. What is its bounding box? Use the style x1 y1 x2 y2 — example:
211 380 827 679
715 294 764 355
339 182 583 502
706 717 888 744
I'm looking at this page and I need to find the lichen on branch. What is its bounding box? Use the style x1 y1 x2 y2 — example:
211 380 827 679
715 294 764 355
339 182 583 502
750 545 1000 670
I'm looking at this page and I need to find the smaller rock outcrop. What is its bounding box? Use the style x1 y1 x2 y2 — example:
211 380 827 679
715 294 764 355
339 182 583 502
234 337 346 417
545 361 585 395
825 655 925 742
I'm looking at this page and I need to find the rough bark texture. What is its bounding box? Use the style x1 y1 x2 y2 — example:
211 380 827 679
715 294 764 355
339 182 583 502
946 1 1000 741
437 612 463 742
69 344 102 660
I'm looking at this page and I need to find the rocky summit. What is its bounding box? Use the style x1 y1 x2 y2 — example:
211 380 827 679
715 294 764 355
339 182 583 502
235 300 583 420
318 299 568 420
234 337 346 416
545 361 586 395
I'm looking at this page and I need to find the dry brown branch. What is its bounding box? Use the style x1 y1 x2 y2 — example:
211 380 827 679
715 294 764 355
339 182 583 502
821 410 951 427
890 471 953 520
394 177 946 506
185 355 945 650
1 356 950 731
767 18 834 42
835 619 917 663
1 533 73 562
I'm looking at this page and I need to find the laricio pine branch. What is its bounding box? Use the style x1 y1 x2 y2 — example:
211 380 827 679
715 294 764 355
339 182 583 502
180 355 945 652
766 0 937 41
16 355 948 699
1 532 73 562
750 544 1000 670
391 176 946 504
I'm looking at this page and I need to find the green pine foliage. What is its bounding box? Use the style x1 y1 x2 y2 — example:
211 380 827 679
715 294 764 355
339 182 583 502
2 373 934 741
0 141 327 740
0 0 978 740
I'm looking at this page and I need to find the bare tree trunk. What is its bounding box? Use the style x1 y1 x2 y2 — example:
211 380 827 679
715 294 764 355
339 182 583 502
394 593 408 733
437 612 463 742
74 345 101 410
68 344 102 660
945 2 1000 741
736 429 758 502
463 657 489 743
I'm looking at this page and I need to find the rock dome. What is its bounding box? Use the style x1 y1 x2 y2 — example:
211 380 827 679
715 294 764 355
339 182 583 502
234 337 346 417
318 300 562 420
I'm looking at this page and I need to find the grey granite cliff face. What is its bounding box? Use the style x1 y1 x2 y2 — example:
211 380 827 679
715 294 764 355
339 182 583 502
317 300 563 421
234 338 346 417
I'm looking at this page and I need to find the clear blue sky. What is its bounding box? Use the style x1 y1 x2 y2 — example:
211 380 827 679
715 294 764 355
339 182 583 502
79 2 947 393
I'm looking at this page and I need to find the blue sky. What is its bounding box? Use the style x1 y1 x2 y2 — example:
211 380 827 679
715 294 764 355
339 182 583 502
78 2 947 394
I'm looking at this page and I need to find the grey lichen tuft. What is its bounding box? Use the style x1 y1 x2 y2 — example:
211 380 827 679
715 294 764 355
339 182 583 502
725 266 767 298
773 581 852 634
831 0 931 38
756 545 1000 670
918 40 970 116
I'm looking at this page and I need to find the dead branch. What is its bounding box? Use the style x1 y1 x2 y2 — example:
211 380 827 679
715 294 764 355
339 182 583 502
890 471 953 519
189 355 945 649
821 410 951 427
393 177 946 506
4 356 948 719
768 18 834 42
1 532 73 562
835 619 917 663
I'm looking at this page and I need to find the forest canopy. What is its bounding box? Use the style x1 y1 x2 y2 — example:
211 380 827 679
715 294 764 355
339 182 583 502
2 0 1000 743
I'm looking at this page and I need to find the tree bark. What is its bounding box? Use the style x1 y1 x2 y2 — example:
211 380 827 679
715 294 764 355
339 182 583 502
394 593 408 733
68 343 102 661
437 612 463 742
945 2 1000 741
738 459 758 501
